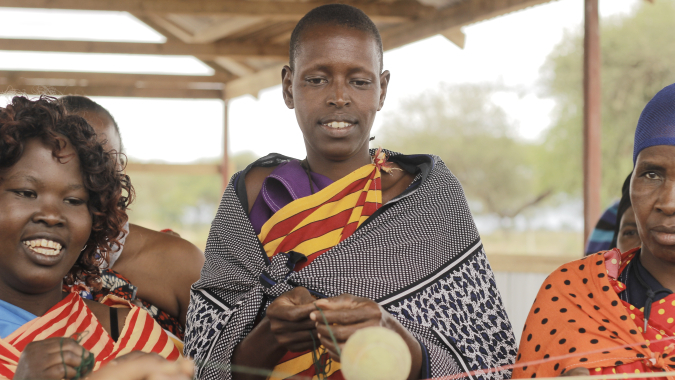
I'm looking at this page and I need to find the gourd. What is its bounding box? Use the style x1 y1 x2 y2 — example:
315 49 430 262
340 326 412 380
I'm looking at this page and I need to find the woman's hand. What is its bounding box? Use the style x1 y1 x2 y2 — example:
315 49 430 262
311 294 423 380
311 294 384 359
14 337 94 380
90 352 193 380
267 286 319 352
232 287 317 380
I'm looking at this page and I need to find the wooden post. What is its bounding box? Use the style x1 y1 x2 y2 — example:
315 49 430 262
583 0 602 249
222 96 230 193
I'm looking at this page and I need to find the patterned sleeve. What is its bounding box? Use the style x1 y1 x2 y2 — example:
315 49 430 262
384 250 517 380
183 288 247 379
397 317 464 378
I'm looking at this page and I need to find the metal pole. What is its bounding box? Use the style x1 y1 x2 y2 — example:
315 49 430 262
222 96 230 194
583 0 602 249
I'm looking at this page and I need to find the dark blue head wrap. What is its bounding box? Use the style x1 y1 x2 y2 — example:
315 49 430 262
633 83 675 164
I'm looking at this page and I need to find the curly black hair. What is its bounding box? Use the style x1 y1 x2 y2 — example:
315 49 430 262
0 95 134 290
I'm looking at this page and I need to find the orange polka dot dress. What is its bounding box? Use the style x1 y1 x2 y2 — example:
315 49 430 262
513 248 675 379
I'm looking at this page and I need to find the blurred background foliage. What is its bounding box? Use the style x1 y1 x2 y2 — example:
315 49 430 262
538 0 675 203
125 153 256 250
379 83 550 225
126 0 675 254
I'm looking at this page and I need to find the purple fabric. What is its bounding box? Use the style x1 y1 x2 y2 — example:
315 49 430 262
249 160 333 234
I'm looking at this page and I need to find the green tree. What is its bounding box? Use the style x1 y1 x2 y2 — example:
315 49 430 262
378 83 549 225
538 0 675 205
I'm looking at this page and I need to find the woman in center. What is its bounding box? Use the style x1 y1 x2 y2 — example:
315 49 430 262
185 4 516 380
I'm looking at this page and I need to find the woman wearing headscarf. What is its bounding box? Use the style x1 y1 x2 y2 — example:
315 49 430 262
513 83 675 378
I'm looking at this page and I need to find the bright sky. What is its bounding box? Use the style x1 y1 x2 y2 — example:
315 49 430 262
0 0 641 163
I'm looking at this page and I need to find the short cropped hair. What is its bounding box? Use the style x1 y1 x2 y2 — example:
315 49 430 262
0 95 133 289
59 95 123 152
289 4 383 72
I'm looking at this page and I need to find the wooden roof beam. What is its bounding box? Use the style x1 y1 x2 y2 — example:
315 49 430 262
0 81 223 99
131 15 239 79
0 71 232 85
224 64 284 99
0 38 289 60
441 27 465 49
132 14 194 44
158 15 265 44
381 0 553 50
0 0 431 22
213 58 255 78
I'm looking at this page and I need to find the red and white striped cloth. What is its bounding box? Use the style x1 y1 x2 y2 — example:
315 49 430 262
0 293 180 379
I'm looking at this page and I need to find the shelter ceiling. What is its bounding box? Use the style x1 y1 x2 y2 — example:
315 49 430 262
0 0 555 99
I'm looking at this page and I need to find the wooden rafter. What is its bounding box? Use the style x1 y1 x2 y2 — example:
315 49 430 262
131 14 189 43
0 0 559 99
224 64 284 99
0 71 231 85
441 27 466 49
0 70 229 99
132 14 253 91
0 81 223 99
160 15 264 44
0 0 432 22
381 0 554 50
131 14 240 78
214 58 255 78
0 38 288 60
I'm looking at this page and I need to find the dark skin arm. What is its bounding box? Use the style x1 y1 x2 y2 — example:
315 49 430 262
112 223 205 326
232 287 318 380
312 295 423 380
245 166 277 212
379 166 416 205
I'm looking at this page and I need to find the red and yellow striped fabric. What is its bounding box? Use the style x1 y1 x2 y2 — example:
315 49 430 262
259 162 382 271
0 293 180 379
259 161 386 380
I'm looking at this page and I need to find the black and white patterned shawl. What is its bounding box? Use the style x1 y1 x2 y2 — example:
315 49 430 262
184 151 517 380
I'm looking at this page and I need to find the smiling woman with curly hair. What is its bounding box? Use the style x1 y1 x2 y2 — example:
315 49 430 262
0 95 180 380
1 95 132 290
